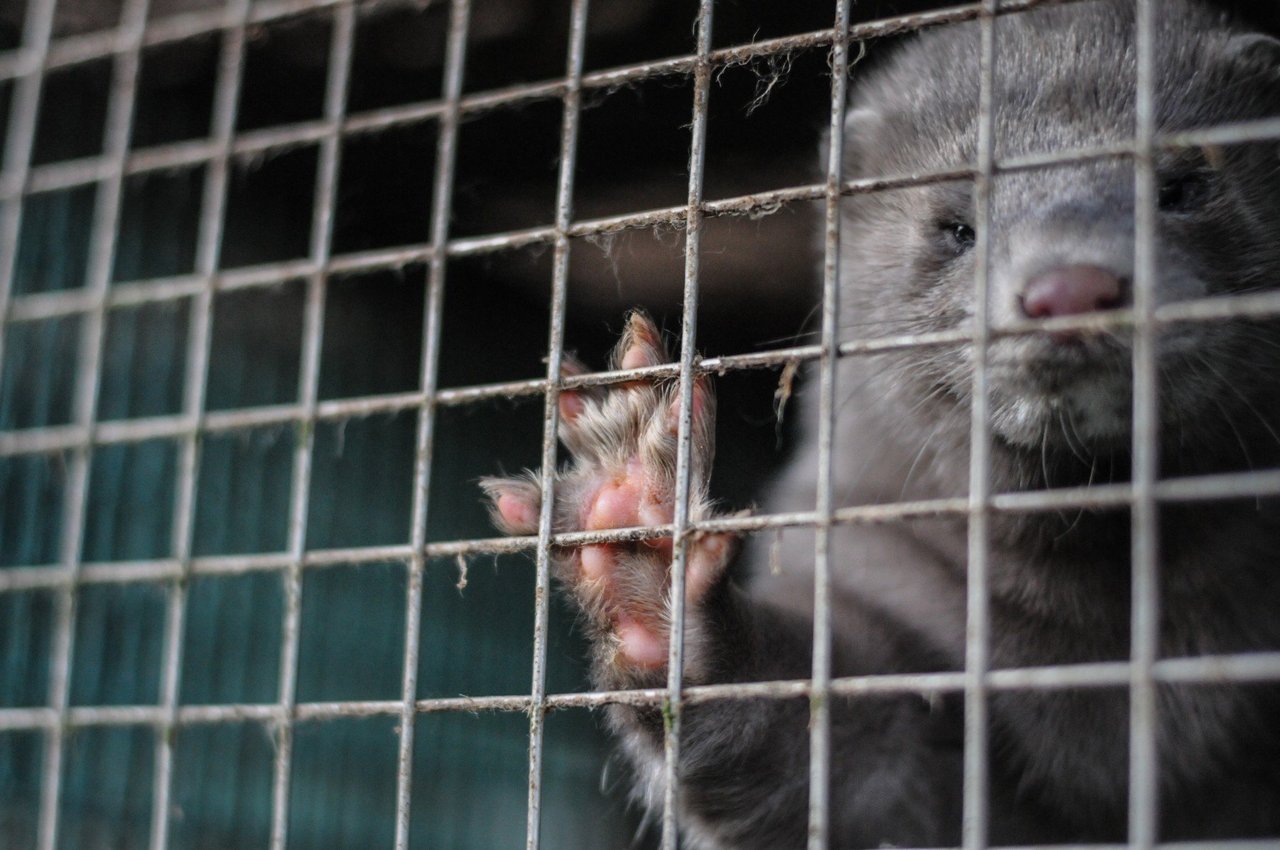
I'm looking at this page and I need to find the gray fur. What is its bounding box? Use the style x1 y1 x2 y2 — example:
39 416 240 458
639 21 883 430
750 0 1280 844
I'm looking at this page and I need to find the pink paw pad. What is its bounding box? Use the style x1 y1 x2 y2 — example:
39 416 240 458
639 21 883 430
587 479 643 530
479 477 541 536
481 310 735 676
615 615 669 668
497 493 538 532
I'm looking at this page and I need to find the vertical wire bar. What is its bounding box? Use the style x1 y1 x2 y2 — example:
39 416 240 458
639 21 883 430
35 0 151 844
661 1 715 847
524 1 589 847
807 1 852 846
0 0 56 382
147 0 252 845
393 0 472 846
268 5 356 848
1128 0 1160 845
962 2 998 848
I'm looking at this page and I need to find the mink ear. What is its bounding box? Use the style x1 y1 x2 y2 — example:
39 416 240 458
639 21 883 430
844 107 885 142
836 106 886 176
1224 33 1280 80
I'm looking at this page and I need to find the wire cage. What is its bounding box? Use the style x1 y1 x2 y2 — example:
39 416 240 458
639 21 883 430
0 0 1278 848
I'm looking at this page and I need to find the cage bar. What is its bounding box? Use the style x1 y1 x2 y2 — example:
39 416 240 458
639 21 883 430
3 466 1280 598
0 0 1073 89
962 1 999 846
34 0 151 842
5 130 1280 346
0 0 55 839
390 0 472 846
656 0 717 846
9 111 1279 227
807 0 853 845
142 0 255 844
4 649 1280 732
0 0 56 387
264 2 356 847
1129 0 1161 845
521 1 590 848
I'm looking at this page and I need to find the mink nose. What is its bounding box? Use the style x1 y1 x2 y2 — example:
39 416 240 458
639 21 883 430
1019 265 1127 319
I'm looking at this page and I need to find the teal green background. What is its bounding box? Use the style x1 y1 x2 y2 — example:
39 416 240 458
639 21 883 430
0 114 644 850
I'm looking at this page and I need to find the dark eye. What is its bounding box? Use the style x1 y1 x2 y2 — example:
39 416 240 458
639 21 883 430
939 221 976 254
1158 171 1211 213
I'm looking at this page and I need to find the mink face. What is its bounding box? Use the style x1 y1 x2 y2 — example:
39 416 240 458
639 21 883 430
842 1 1280 481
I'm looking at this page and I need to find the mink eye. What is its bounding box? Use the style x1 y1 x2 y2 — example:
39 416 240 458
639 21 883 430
1157 170 1211 213
938 221 976 254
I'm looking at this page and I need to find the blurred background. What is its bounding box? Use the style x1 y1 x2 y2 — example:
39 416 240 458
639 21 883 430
0 0 1276 847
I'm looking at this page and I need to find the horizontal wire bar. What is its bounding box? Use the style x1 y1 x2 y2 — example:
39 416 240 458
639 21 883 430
3 3 1276 202
3 467 1278 592
0 0 1093 85
868 842 1280 850
2 651 1277 732
5 126 1279 327
4 286 1280 457
6 111 1276 253
0 0 343 81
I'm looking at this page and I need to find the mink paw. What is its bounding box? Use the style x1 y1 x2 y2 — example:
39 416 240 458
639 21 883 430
480 312 735 681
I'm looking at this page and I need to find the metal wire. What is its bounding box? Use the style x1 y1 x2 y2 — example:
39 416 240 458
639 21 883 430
0 0 1087 97
32 0 149 842
4 286 1280 465
962 1 998 845
807 0 852 845
390 0 471 846
1129 0 1161 845
657 0 715 844
3 650 1279 731
523 1 588 847
1 0 1278 847
4 130 1279 344
2 467 1280 596
0 1 56 392
264 2 355 847
143 0 256 843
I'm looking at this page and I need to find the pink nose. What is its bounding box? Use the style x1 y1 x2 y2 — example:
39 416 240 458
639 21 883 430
1020 266 1126 319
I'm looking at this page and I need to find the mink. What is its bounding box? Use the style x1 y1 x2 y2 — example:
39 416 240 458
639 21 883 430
483 1 1280 846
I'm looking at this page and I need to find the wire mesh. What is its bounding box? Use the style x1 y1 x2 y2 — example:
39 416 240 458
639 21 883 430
0 0 1277 847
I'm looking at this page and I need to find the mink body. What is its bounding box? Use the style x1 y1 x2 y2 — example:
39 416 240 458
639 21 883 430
484 1 1280 846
